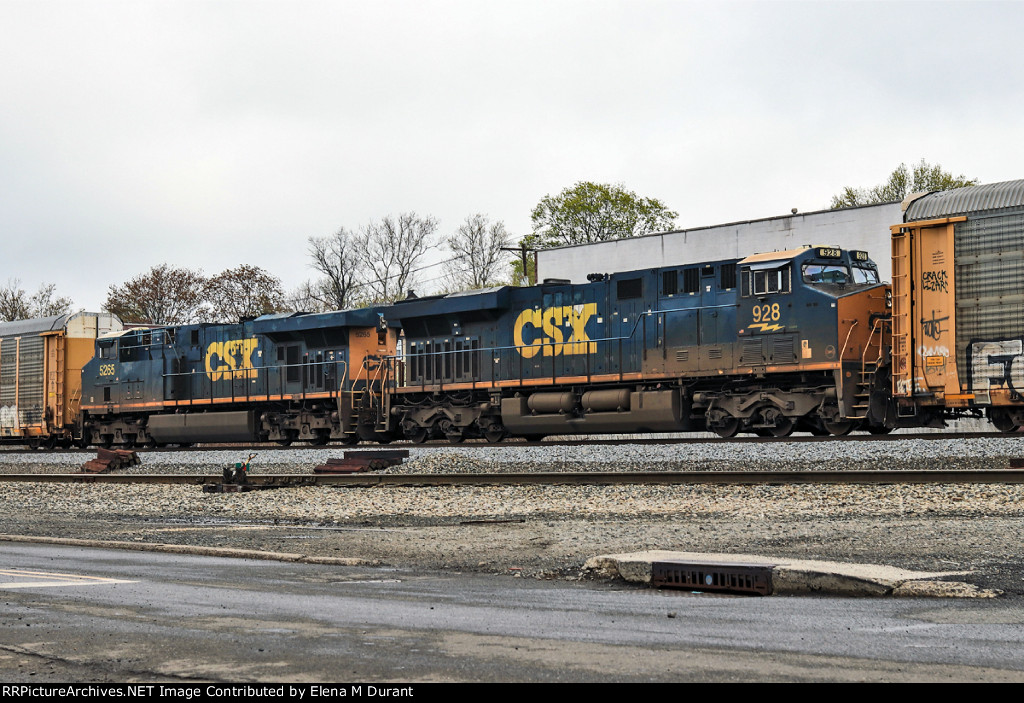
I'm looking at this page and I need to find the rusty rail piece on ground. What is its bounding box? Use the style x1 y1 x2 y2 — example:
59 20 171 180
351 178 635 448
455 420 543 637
3 468 1024 488
80 448 140 474
313 449 409 474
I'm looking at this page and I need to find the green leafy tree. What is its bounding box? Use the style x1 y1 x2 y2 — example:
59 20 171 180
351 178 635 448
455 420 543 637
530 182 678 248
830 160 979 208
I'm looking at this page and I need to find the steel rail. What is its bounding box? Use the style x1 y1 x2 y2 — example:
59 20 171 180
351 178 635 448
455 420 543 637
1 469 1023 487
0 431 1017 455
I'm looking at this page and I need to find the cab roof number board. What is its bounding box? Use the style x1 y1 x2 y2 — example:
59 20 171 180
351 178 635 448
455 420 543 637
816 247 842 259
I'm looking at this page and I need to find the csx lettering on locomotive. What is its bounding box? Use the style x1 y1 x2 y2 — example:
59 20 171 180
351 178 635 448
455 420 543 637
513 304 597 358
205 339 259 382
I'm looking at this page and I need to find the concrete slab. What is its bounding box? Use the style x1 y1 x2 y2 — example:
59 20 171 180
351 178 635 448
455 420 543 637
584 550 1002 598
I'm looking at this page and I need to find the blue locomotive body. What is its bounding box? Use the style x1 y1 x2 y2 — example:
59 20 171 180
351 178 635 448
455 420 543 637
79 308 392 447
383 246 889 441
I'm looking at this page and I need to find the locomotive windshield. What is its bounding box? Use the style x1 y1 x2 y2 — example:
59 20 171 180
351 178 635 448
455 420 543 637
801 262 880 285
852 265 880 284
802 263 849 284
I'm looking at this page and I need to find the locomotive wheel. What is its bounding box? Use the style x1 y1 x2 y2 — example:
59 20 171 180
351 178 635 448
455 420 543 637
405 427 428 444
339 434 359 446
769 417 794 438
712 417 740 438
822 420 855 437
867 425 893 435
483 426 507 444
445 431 465 444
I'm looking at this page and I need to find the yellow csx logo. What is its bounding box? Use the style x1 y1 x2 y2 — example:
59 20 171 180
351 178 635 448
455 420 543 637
513 304 597 358
205 339 259 382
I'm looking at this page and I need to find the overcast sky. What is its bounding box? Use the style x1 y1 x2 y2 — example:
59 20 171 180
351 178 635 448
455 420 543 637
2 0 1023 311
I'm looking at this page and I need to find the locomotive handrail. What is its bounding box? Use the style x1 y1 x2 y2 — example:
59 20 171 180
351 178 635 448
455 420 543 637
160 359 349 405
386 305 732 390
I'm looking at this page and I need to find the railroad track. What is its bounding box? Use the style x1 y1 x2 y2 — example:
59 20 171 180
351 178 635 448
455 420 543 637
0 431 1016 455
2 469 1023 487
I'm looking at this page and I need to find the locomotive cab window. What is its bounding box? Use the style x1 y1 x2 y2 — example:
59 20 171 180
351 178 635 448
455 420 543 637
802 263 849 284
749 265 791 296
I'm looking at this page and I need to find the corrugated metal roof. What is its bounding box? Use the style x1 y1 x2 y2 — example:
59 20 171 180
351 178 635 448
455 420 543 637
0 314 69 338
905 179 1024 221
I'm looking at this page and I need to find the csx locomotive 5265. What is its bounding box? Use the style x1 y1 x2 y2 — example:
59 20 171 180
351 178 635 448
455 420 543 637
2 178 1023 447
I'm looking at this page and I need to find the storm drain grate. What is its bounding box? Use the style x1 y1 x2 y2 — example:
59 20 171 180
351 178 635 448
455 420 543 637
652 561 775 596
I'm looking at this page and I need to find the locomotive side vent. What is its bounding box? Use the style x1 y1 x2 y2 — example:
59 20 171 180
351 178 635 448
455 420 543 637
651 560 774 596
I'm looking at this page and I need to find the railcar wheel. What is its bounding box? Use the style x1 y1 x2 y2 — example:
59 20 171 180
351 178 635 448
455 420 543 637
43 435 58 450
445 431 465 444
100 435 113 449
26 438 40 451
989 410 1020 433
823 420 855 437
866 425 893 435
339 434 359 446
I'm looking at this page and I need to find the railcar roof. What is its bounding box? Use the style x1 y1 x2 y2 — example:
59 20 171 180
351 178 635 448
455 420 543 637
905 179 1024 221
0 314 69 338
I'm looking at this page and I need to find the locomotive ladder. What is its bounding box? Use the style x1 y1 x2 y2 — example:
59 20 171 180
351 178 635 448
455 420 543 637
347 360 391 436
890 227 913 405
849 317 888 420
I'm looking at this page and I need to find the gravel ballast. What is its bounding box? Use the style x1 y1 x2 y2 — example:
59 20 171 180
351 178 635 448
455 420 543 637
1 437 1023 593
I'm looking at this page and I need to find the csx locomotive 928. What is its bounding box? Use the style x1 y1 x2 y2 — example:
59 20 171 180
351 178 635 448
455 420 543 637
377 246 889 442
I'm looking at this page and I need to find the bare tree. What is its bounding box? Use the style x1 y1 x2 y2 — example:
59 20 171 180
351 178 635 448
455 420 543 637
306 227 364 310
443 214 513 290
103 264 209 325
282 280 334 314
205 264 285 322
0 279 73 321
357 212 439 302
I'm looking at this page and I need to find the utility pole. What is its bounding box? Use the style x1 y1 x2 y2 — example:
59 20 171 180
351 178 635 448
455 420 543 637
501 241 536 286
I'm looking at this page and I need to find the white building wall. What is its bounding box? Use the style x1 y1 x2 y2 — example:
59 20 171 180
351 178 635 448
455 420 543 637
536 202 901 284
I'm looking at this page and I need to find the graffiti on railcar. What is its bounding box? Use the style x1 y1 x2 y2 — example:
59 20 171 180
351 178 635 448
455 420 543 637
968 339 1024 395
